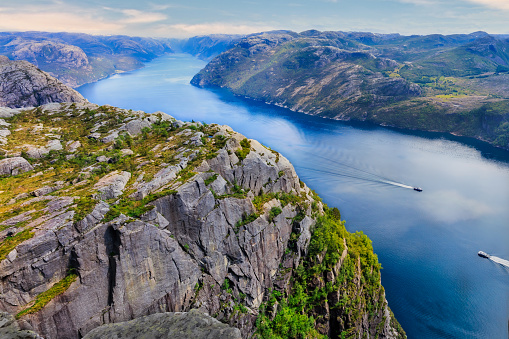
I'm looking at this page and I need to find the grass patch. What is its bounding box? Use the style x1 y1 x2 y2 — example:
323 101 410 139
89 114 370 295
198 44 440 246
72 196 97 222
204 173 218 186
0 229 34 261
235 138 251 161
103 198 155 223
16 272 78 318
234 213 259 233
269 206 282 222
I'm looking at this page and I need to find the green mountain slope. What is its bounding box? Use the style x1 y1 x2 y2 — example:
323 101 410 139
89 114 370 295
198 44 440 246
192 30 509 150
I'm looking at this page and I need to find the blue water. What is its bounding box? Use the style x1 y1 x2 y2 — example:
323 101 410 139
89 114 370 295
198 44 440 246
78 53 509 339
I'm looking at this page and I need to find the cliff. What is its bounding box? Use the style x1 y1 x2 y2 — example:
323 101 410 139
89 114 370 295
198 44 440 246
191 30 509 150
0 102 405 338
0 56 85 108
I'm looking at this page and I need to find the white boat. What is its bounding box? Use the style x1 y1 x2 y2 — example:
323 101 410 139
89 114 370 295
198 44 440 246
478 251 490 259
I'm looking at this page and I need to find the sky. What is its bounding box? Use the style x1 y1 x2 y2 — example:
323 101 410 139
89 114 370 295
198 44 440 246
0 0 508 38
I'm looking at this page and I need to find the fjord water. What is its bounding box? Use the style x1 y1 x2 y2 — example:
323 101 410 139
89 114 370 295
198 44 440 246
78 54 509 339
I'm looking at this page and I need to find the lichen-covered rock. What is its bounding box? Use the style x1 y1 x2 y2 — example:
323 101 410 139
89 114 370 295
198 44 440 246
0 157 33 176
83 309 242 339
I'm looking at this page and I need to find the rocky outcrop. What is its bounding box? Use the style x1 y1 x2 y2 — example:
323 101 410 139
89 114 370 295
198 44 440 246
0 103 404 339
83 309 242 339
0 157 33 176
0 56 85 108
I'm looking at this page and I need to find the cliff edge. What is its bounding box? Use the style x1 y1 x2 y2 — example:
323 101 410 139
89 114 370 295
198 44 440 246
0 102 405 339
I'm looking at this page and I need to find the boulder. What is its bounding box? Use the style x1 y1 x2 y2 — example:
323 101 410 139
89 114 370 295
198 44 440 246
93 171 131 200
125 119 152 136
66 140 81 153
0 157 33 176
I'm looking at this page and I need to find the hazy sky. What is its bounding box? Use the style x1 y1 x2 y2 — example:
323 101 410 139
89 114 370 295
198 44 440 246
0 0 507 38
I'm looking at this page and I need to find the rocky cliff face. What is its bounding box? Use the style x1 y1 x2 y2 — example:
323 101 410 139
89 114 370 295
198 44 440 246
0 56 85 108
0 102 405 339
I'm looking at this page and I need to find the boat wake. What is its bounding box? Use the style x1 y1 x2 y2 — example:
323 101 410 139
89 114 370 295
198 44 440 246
489 256 509 268
301 152 420 191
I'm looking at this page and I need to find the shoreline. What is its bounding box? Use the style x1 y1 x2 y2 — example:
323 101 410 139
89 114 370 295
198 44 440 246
192 82 509 153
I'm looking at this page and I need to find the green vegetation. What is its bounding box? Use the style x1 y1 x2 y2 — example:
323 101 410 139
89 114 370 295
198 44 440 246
235 138 251 161
0 229 34 261
268 206 282 222
16 272 78 319
252 192 307 214
235 212 259 232
255 207 405 338
73 196 97 222
204 173 218 186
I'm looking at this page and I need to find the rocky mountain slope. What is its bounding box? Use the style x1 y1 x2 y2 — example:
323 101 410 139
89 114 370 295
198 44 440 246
0 56 85 108
192 30 509 150
0 32 173 87
0 102 405 339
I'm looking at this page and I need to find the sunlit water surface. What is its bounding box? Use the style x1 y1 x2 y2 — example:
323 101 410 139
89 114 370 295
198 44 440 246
78 54 509 339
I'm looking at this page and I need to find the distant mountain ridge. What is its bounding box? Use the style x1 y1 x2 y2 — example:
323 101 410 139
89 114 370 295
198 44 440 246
192 30 509 150
0 32 174 87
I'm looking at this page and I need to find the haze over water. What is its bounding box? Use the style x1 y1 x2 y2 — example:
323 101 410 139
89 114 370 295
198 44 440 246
78 53 509 339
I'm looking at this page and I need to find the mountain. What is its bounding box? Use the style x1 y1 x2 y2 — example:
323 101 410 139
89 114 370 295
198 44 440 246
176 34 245 60
192 30 509 150
0 32 173 87
0 55 85 108
0 99 405 339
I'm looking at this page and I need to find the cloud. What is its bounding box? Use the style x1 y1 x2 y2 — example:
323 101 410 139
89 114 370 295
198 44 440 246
154 22 275 38
118 9 166 24
396 0 437 5
419 190 494 224
0 10 122 34
463 0 509 10
0 5 167 35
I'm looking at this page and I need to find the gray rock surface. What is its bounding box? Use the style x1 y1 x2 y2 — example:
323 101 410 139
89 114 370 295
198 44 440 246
125 119 152 136
93 171 131 200
0 157 33 176
0 312 43 339
66 140 81 153
0 56 85 108
83 309 241 339
25 140 63 159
